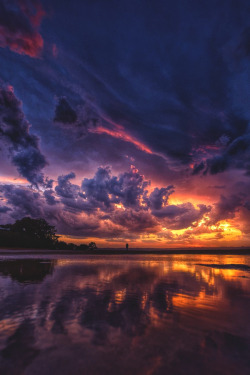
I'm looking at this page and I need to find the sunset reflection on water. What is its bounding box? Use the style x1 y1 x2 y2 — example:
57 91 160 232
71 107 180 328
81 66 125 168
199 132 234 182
0 254 250 375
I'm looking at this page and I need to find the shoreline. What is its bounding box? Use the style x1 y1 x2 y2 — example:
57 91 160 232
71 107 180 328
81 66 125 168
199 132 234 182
1 247 250 256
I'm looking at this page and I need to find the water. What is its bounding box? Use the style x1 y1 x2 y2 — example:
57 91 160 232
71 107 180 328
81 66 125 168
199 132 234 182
0 253 250 375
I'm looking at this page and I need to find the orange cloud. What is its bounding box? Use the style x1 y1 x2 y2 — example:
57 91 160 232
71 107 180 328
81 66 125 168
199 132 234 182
0 0 45 58
91 125 153 154
0 176 28 185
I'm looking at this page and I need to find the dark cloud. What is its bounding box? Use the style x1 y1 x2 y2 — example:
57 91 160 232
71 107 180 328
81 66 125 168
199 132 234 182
1 0 250 187
55 172 79 199
81 166 150 210
152 203 211 230
81 167 113 209
0 166 215 237
0 0 45 58
110 167 150 209
192 161 205 175
44 189 57 206
147 186 174 210
51 167 151 215
54 172 98 214
12 147 47 185
49 0 250 166
1 0 250 245
113 209 159 233
194 134 250 176
53 97 77 124
53 97 100 137
209 194 243 224
0 166 166 236
0 205 11 213
0 184 44 219
206 155 229 175
0 183 94 236
0 84 47 185
244 201 250 210
2 162 249 242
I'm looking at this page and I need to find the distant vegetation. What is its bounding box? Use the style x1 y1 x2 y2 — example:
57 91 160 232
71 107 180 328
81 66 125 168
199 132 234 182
0 217 97 251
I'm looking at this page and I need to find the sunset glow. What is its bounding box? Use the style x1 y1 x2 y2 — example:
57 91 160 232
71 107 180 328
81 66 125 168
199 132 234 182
1 3 250 375
1 0 250 249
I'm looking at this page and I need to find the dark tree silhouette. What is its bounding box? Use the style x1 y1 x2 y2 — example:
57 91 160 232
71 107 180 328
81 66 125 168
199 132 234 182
88 242 97 250
0 217 97 251
10 217 58 243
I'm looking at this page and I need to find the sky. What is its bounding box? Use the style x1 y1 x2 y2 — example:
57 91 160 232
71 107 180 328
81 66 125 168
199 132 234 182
0 0 250 248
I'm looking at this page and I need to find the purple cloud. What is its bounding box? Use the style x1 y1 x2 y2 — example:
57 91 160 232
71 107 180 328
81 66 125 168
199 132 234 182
0 84 47 186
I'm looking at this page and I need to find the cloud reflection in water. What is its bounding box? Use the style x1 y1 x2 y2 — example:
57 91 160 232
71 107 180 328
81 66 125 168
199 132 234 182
0 254 250 375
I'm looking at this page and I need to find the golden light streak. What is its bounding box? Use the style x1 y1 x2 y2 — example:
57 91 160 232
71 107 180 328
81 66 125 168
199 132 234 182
0 176 28 184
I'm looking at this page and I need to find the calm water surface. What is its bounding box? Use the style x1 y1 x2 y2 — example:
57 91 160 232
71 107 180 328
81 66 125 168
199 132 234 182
0 253 250 375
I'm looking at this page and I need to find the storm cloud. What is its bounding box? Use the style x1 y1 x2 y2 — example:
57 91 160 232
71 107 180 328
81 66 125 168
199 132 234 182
1 1 250 245
193 133 250 176
0 166 234 240
152 203 211 230
53 97 77 124
53 97 100 137
0 84 47 185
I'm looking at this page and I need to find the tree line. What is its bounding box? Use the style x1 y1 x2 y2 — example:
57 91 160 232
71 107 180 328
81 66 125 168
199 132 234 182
0 217 97 251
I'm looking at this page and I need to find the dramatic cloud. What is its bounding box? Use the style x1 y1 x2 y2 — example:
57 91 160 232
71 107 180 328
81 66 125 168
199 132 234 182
0 166 229 241
43 189 57 206
55 172 94 214
209 194 243 224
0 0 45 58
55 172 79 199
152 203 211 230
193 134 250 176
0 184 44 218
53 97 100 136
112 209 159 233
1 0 250 246
1 163 250 245
147 187 174 210
53 97 77 124
0 84 47 185
52 167 152 215
81 166 150 210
